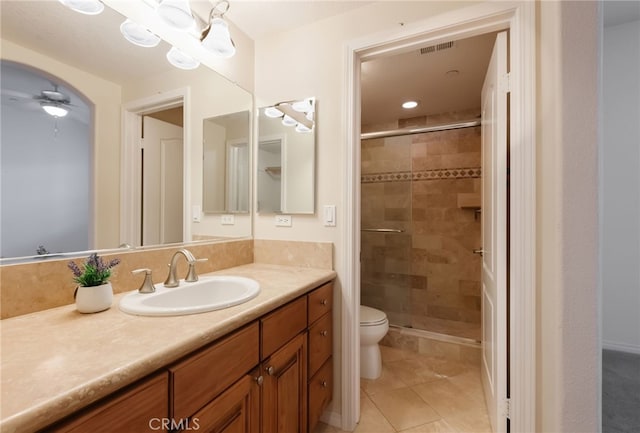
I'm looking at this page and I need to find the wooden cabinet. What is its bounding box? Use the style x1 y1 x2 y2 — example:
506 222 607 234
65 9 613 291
307 281 333 432
262 332 308 433
169 323 260 422
45 280 334 433
49 372 169 433
188 369 261 433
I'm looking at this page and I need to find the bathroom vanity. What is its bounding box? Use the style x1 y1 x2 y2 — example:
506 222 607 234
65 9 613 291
0 263 335 433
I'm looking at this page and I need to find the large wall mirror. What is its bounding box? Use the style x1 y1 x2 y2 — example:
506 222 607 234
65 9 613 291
257 98 316 214
0 1 252 262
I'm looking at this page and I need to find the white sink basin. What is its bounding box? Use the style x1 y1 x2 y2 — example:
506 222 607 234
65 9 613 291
119 276 260 316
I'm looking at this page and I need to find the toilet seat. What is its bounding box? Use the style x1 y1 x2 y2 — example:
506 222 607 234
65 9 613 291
360 305 388 327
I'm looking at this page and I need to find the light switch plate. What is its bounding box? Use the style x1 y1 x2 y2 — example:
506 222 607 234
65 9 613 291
221 214 235 225
275 215 292 227
323 205 336 226
192 205 201 223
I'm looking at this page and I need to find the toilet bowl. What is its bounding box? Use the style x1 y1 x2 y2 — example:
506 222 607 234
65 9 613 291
360 305 389 379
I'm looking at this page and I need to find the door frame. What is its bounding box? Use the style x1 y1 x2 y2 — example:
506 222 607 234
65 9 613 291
342 2 536 431
120 87 190 247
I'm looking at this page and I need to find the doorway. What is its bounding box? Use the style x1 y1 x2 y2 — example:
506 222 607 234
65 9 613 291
358 29 508 432
121 88 190 248
342 3 535 432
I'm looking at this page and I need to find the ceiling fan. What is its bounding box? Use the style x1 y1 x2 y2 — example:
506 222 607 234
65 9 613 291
34 85 75 117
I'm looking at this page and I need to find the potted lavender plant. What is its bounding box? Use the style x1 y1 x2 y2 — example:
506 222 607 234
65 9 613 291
68 253 120 313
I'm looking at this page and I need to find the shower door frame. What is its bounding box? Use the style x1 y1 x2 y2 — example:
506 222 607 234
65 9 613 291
342 2 536 432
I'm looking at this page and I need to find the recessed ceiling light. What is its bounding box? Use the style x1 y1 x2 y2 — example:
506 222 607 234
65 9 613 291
402 101 418 109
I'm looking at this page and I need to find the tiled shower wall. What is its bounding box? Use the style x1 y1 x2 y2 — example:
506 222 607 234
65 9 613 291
361 112 482 340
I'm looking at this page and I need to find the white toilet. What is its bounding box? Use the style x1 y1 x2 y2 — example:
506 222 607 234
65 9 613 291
359 305 389 379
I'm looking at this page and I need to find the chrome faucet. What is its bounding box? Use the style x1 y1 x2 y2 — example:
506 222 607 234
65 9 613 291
164 249 207 287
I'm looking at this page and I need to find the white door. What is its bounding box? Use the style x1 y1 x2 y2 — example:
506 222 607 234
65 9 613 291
142 116 183 246
160 138 184 243
480 31 508 433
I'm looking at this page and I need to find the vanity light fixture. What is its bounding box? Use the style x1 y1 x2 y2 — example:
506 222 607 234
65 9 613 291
120 19 161 48
264 98 316 133
200 1 236 58
166 46 200 70
402 100 419 109
282 115 297 127
156 0 196 31
264 106 284 118
58 0 104 15
41 102 69 118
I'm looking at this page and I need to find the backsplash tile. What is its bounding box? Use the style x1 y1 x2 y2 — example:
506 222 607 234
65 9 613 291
0 239 253 319
254 239 333 269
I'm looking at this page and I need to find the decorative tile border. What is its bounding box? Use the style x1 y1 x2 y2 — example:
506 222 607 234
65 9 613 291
362 167 481 183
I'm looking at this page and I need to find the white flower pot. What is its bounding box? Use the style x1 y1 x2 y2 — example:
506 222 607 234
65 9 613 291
75 283 113 313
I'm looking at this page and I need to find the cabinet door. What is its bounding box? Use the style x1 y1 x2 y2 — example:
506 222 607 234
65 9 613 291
50 372 168 433
188 371 261 433
262 332 307 433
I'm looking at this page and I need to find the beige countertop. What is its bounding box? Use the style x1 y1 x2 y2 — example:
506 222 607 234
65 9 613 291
0 263 336 433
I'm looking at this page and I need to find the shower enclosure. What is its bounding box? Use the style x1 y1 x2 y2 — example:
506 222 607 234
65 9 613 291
360 114 483 341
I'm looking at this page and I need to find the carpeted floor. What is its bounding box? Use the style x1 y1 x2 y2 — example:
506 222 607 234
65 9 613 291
602 349 640 433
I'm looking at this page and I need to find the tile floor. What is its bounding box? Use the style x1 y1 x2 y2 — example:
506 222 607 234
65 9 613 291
314 345 492 433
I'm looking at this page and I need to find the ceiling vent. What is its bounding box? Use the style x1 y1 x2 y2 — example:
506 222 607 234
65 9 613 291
420 41 455 55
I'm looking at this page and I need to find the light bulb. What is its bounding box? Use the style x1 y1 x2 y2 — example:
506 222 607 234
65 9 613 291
202 18 236 58
166 47 200 70
42 103 69 117
58 0 104 15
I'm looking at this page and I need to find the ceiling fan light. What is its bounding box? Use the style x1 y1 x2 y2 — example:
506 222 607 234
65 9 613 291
157 0 196 31
58 0 104 15
202 18 236 58
120 19 161 48
42 103 69 118
166 47 200 70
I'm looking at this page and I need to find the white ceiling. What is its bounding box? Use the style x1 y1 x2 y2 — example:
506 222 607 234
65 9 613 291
360 32 498 127
225 1 373 40
2 1 498 128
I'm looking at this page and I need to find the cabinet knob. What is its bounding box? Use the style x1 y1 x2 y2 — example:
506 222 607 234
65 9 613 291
266 365 275 376
320 299 328 306
320 330 328 337
255 375 264 386
321 380 328 388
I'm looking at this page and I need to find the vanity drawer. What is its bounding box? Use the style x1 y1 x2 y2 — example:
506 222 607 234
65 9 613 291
308 356 333 432
308 311 332 377
261 296 307 359
308 282 333 325
170 322 259 421
50 372 168 433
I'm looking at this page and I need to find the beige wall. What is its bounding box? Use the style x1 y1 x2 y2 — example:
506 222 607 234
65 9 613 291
1 38 123 250
537 1 600 431
255 0 600 431
122 65 253 240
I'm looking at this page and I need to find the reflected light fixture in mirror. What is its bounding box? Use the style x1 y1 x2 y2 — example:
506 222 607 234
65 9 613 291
120 19 161 47
264 97 316 133
58 0 104 15
156 0 196 31
166 46 200 70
